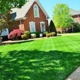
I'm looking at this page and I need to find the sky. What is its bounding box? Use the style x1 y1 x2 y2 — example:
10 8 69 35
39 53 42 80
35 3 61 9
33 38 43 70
39 0 80 19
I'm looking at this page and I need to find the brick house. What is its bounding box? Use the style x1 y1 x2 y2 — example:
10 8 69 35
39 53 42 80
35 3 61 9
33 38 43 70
70 9 80 23
57 9 80 33
10 0 49 33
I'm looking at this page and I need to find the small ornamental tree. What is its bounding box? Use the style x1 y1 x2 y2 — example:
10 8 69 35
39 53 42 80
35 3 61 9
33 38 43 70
8 29 24 40
50 20 57 36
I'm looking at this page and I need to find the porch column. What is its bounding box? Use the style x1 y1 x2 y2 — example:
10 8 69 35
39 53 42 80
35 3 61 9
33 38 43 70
19 20 24 31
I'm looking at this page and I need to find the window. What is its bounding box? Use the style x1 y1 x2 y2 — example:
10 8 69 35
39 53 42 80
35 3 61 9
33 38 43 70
29 22 36 32
40 22 46 32
33 4 39 18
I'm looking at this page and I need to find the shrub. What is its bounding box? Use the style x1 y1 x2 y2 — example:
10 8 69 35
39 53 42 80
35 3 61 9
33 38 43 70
8 29 23 40
43 31 48 37
30 32 40 38
46 32 55 37
46 33 51 37
21 34 27 40
73 23 80 32
51 32 55 36
24 31 30 39
50 20 57 36
31 34 36 38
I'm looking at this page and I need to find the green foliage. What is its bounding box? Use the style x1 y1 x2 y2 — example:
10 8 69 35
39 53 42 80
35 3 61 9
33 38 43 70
0 0 27 44
1 35 80 79
21 34 27 40
30 32 40 38
31 33 36 38
73 23 80 32
53 3 73 28
46 32 55 37
50 20 57 36
0 15 8 35
0 0 27 14
43 31 48 37
24 31 30 38
21 31 30 39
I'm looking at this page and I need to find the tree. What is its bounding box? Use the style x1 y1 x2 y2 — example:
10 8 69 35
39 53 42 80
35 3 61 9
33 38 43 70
0 0 27 44
53 4 73 29
50 20 57 36
0 0 27 14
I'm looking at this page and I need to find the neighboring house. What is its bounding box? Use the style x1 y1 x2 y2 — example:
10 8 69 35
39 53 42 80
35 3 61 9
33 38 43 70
57 9 80 33
9 0 49 33
70 9 80 23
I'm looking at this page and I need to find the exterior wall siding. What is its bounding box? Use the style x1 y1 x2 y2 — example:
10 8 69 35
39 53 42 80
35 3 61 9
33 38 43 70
23 2 48 32
10 2 49 32
56 15 80 33
72 15 80 23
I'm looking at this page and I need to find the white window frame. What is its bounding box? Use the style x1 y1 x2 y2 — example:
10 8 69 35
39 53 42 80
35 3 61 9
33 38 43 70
33 4 40 18
29 21 36 32
40 21 46 32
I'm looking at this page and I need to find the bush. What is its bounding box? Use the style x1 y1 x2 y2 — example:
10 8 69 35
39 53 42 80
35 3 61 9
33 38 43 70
73 23 80 32
51 32 55 36
46 33 51 37
30 32 40 38
8 29 23 40
21 34 27 40
50 20 57 36
46 32 55 37
43 31 48 37
24 31 30 39
31 34 36 38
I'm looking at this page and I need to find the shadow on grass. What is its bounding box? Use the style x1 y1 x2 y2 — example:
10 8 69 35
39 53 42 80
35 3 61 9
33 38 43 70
0 50 80 80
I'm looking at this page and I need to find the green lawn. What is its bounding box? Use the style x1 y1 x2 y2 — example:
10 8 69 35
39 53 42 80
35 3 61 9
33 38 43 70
0 35 80 80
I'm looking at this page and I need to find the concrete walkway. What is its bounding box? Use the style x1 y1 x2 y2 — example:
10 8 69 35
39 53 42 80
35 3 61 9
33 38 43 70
66 67 80 80
2 37 47 44
2 39 33 44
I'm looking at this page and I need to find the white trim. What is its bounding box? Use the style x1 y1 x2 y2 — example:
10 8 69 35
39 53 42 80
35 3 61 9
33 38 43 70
12 0 49 20
29 21 36 32
33 4 40 18
40 21 46 32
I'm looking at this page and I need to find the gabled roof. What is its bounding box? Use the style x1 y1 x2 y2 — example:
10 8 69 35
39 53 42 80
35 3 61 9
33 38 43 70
11 0 49 20
70 9 80 16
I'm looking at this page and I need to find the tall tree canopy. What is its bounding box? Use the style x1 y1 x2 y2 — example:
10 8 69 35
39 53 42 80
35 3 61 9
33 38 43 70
53 3 73 28
0 0 27 14
0 0 27 44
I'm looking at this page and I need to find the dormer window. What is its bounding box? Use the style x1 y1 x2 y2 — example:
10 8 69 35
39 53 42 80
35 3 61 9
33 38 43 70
33 4 39 18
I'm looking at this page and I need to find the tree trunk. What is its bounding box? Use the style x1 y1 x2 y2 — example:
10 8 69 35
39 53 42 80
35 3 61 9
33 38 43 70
0 37 2 45
0 33 2 45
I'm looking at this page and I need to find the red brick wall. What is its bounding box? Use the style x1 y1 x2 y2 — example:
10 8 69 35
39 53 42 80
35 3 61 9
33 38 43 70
23 2 49 32
10 2 49 32
72 15 80 23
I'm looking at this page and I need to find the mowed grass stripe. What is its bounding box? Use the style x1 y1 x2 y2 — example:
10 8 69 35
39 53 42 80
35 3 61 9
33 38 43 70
0 35 80 80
